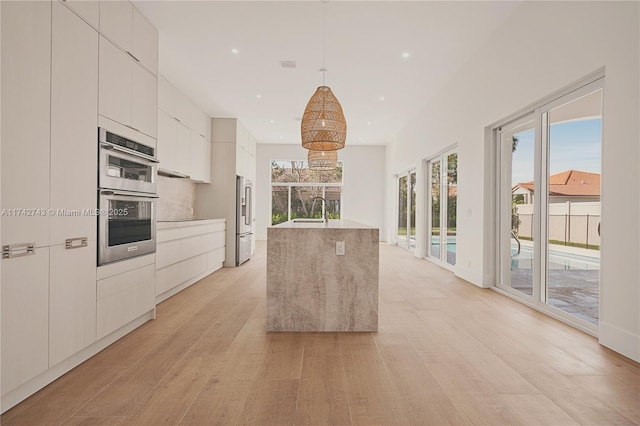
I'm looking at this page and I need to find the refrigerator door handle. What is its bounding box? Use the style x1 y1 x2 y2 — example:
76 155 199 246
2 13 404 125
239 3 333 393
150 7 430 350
245 186 252 226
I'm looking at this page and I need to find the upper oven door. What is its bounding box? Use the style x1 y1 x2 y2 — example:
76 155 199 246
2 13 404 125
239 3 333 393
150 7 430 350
98 128 158 194
99 144 157 194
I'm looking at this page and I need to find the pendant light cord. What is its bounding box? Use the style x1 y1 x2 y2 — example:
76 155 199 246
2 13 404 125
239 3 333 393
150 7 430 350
322 0 327 86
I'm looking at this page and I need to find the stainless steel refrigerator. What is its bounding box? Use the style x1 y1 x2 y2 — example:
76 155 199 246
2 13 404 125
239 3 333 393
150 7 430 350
236 175 253 266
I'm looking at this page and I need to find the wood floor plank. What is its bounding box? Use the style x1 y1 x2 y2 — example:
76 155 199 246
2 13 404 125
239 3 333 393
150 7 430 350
339 334 411 425
293 379 351 426
3 242 638 426
237 379 299 425
179 378 254 425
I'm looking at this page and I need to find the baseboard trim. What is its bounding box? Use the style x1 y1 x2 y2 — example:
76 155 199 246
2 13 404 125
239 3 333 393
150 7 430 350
599 322 640 362
1 310 155 414
454 265 485 288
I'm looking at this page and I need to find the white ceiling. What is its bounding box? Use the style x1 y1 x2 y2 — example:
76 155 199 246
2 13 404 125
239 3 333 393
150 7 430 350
134 1 522 146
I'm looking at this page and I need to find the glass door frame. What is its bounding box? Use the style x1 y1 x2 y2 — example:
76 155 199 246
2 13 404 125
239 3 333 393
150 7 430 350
425 147 457 268
493 75 604 335
396 169 416 251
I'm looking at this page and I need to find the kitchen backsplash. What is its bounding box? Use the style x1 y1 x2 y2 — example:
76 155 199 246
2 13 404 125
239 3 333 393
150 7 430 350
157 175 196 221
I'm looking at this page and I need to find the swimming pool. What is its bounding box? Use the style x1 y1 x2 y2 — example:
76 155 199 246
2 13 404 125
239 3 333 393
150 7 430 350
511 244 599 270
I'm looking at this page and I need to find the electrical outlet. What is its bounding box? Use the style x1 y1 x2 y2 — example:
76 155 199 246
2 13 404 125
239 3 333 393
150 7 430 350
336 241 345 256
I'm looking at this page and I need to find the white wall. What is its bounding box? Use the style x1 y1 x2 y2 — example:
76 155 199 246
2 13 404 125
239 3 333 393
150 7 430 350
388 2 639 361
255 144 387 241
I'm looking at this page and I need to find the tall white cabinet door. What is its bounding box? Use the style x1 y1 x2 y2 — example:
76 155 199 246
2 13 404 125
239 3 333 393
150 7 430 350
99 0 132 53
157 110 178 172
190 132 211 183
1 249 50 395
99 36 132 129
49 242 97 367
132 6 158 74
175 123 191 175
0 1 51 248
51 1 98 245
131 64 157 137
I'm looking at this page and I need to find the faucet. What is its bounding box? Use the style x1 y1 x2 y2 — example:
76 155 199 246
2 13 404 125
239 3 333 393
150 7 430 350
312 197 328 222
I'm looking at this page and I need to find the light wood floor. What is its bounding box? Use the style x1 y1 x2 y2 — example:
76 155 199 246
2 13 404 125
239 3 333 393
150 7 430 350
3 242 639 425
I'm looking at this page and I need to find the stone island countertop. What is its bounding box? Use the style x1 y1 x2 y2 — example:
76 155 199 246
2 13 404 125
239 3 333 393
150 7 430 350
267 219 379 332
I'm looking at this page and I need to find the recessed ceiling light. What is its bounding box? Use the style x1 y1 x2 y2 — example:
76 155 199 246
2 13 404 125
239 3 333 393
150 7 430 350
279 136 284 140
367 121 372 125
231 48 239 54
256 94 262 99
402 52 410 59
269 119 275 124
379 96 385 101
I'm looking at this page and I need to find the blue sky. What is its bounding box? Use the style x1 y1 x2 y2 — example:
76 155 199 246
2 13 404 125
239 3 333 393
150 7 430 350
511 118 602 185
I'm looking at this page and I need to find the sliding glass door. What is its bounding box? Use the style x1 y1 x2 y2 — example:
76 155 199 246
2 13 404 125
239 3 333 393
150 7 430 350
497 78 603 330
427 150 457 266
397 170 416 250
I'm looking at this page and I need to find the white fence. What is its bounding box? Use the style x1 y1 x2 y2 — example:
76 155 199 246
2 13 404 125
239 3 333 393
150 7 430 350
515 202 600 248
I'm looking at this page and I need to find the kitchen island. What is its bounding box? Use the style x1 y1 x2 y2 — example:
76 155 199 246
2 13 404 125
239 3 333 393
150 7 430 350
267 219 379 332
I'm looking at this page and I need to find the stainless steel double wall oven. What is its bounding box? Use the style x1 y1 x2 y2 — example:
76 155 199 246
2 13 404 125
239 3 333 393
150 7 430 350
98 127 158 265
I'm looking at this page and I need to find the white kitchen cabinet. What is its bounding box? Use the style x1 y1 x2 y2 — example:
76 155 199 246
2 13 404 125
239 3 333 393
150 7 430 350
175 122 191 175
61 0 99 29
132 63 158 138
49 242 97 367
1 249 50 395
157 109 190 176
190 131 212 183
189 103 212 141
99 1 157 75
158 76 189 123
50 0 98 245
156 220 226 301
158 75 214 181
132 7 158 74
97 263 156 339
99 35 157 138
99 0 132 52
99 36 132 130
48 3 99 368
157 110 178 173
1 0 51 248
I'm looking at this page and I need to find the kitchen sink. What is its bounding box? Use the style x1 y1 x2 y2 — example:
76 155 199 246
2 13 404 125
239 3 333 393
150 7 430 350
292 219 325 223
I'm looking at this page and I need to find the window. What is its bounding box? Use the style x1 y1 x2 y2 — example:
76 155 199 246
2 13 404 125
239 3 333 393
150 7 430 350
270 160 343 225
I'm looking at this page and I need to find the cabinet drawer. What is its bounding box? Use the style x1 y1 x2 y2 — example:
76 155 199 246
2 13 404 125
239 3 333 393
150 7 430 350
97 263 155 339
180 253 207 283
207 247 225 271
181 233 211 260
156 239 180 269
156 262 181 296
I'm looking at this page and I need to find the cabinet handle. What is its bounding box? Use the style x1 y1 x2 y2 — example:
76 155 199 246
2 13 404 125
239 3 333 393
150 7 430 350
173 117 181 123
2 243 35 259
65 237 88 250
126 51 140 63
124 123 140 132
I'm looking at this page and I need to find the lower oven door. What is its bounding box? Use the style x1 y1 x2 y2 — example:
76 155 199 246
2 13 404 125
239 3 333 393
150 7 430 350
98 190 157 265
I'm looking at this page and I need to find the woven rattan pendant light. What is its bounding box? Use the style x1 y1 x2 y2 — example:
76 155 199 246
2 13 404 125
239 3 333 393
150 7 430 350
301 1 346 151
308 149 338 171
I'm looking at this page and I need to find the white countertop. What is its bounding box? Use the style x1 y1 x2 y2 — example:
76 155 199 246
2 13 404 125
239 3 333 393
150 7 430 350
271 219 376 229
157 218 226 229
